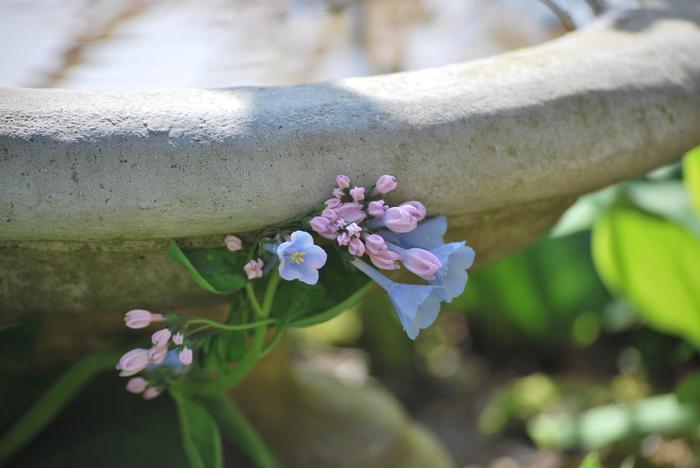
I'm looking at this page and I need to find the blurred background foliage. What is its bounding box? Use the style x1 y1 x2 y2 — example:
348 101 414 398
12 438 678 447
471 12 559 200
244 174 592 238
298 145 700 467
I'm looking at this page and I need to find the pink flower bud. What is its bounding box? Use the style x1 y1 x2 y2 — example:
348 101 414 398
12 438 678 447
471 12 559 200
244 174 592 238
151 328 172 347
124 309 165 329
346 223 362 238
332 187 344 199
244 258 264 280
375 175 397 194
310 216 330 234
364 234 387 255
336 202 366 224
224 234 242 252
336 175 351 189
348 238 366 257
173 332 184 345
399 248 442 281
148 345 167 365
321 208 338 222
368 200 386 218
143 387 161 400
126 377 148 394
369 250 401 270
179 347 193 366
349 186 365 202
325 198 341 209
116 348 150 377
317 227 340 240
337 232 350 246
400 201 427 222
383 207 418 233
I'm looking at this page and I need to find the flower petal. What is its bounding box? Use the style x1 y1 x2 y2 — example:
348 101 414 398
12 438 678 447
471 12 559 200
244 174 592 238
297 266 320 285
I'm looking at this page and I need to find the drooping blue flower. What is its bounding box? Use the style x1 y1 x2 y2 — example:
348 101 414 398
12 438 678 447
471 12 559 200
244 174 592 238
351 258 447 340
379 215 447 250
380 216 475 303
428 242 475 302
276 231 328 285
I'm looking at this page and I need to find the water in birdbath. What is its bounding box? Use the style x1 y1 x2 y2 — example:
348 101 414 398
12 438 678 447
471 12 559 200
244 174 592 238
0 0 572 89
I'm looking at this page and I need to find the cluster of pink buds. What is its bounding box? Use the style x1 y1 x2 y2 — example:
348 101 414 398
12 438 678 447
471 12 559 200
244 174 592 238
308 174 441 277
116 309 192 399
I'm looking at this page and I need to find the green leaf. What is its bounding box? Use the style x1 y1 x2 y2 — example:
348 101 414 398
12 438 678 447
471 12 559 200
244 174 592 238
624 180 700 235
0 316 44 370
549 186 619 238
201 298 249 371
290 283 372 328
272 249 371 327
200 394 279 468
592 207 700 348
675 371 700 407
0 351 119 465
7 371 188 468
171 390 223 468
168 241 247 294
684 145 700 218
452 232 609 345
578 453 603 468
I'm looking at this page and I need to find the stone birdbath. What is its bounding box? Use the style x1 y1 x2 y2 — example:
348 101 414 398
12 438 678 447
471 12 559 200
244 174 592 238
1 1 700 466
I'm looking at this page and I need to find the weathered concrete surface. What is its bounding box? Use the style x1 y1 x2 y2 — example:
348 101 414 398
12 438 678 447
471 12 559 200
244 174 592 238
1 1 700 319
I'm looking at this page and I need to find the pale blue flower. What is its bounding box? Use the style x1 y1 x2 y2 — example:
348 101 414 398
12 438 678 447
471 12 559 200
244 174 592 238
428 242 475 302
379 215 447 250
351 258 446 340
276 231 328 285
381 216 475 303
146 349 189 374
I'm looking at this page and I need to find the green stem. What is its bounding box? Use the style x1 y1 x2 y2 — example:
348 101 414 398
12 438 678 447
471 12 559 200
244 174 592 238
199 393 279 468
246 283 263 317
193 271 281 395
0 351 119 465
259 327 286 359
187 325 211 336
185 318 277 332
261 271 280 318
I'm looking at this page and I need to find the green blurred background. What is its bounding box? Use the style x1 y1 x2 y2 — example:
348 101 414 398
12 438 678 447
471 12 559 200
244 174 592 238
3 1 700 466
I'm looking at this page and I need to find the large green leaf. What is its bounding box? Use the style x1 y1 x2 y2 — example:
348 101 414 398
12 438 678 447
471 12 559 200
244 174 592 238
171 390 223 468
168 241 247 294
0 352 118 465
452 232 609 346
684 145 700 218
625 180 700 235
6 372 188 468
201 297 250 371
675 371 700 408
592 207 700 347
273 249 371 327
0 316 44 370
578 453 603 468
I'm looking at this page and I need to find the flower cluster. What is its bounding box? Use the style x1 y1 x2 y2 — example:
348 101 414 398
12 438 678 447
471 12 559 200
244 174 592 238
311 174 474 339
116 309 192 399
232 174 475 340
117 173 475 398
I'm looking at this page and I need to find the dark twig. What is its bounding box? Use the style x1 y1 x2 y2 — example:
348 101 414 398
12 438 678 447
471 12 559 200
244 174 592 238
583 0 606 16
539 0 577 31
